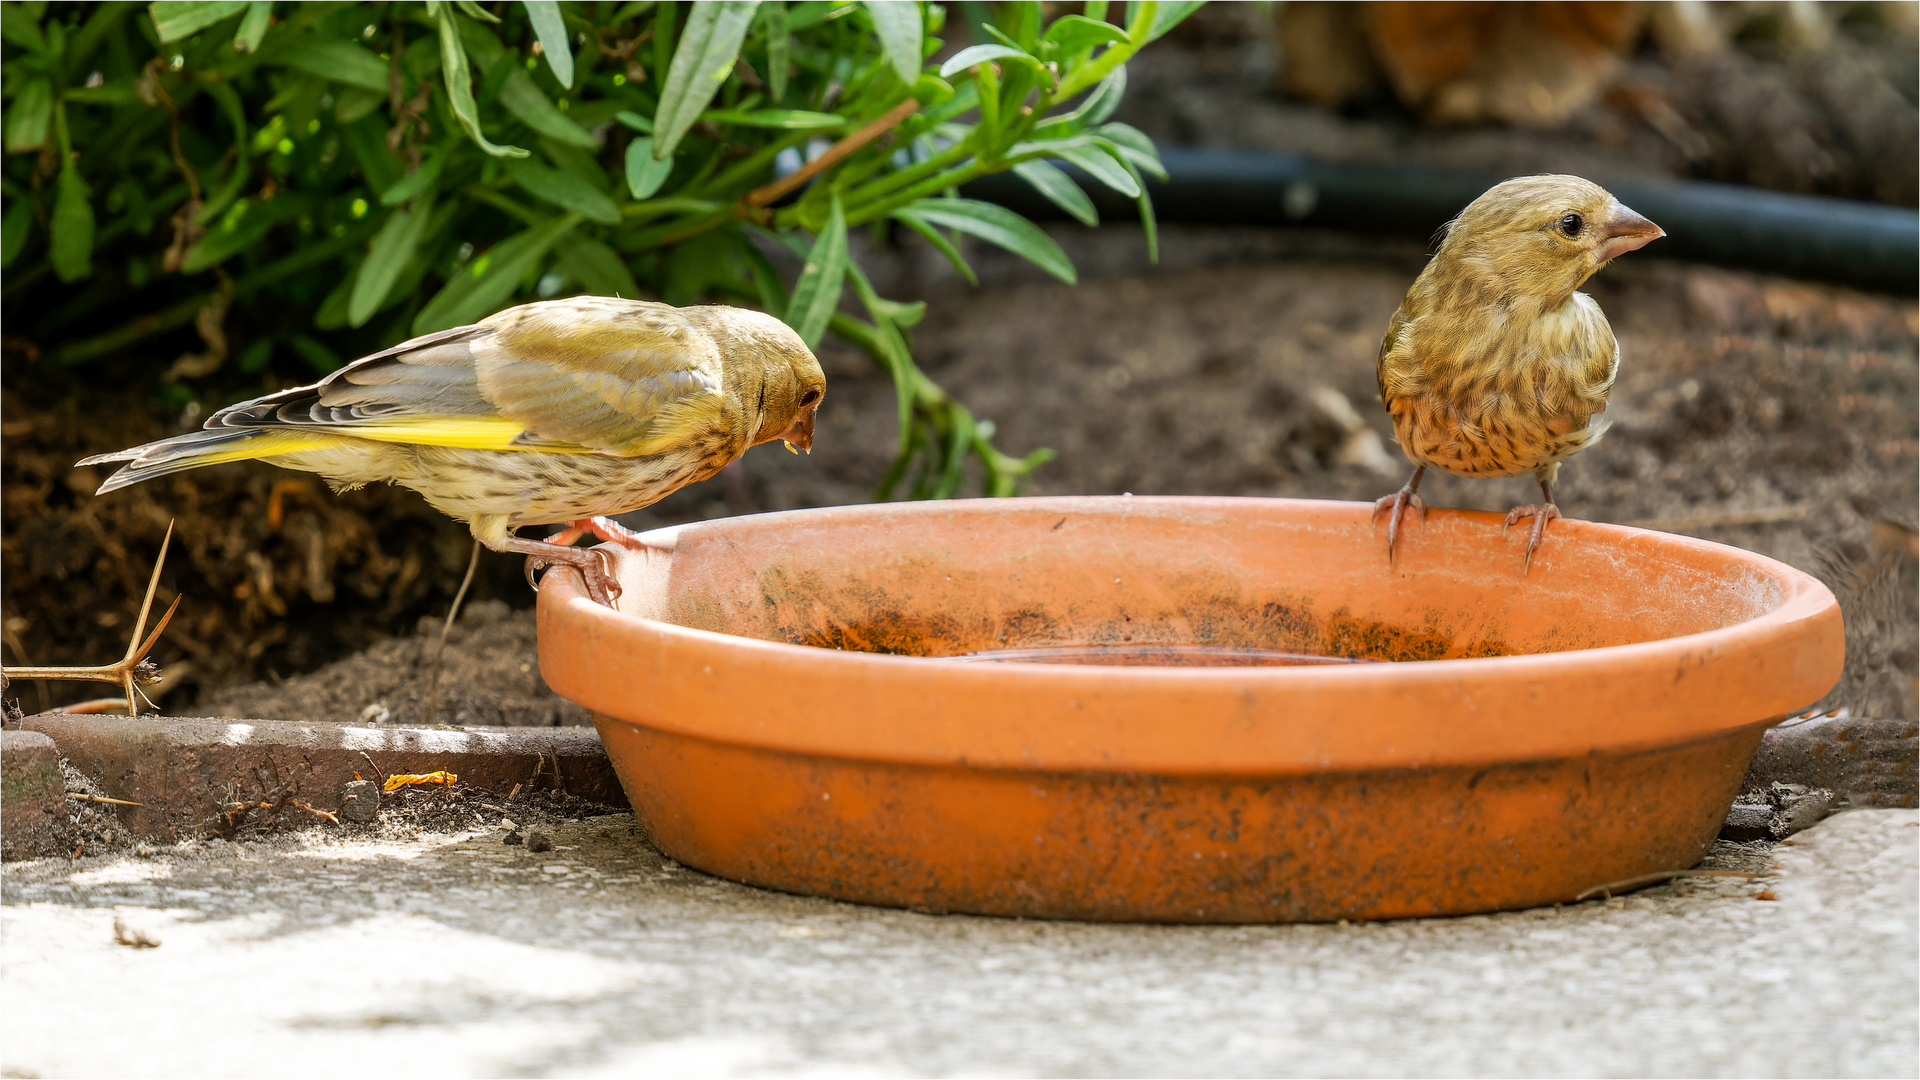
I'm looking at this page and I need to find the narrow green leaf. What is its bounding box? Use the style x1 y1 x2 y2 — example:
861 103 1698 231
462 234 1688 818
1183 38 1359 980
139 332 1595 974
1 5 46 52
623 136 674 198
937 43 1038 80
504 155 621 224
1146 0 1203 41
1041 13 1128 53
896 198 1073 284
1109 150 1157 262
334 87 385 123
892 211 977 287
180 201 273 273
614 110 654 132
1012 160 1096 226
735 229 791 315
652 0 761 160
455 9 506 65
1081 64 1126 124
1136 183 1157 263
764 0 788 102
341 113 405 194
999 0 1041 48
414 215 581 334
379 150 445 206
1095 121 1165 180
149 0 248 43
499 68 598 149
784 194 847 348
844 266 916 456
279 41 392 93
455 0 502 22
523 0 574 88
236 338 274 372
436 7 529 158
350 197 434 327
5 78 53 153
1 197 33 268
193 153 252 226
232 0 270 52
50 165 94 282
555 234 641 298
699 107 845 130
1050 139 1137 197
1013 135 1137 197
869 293 925 327
863 0 923 85
60 82 143 108
314 268 357 329
978 18 1023 50
65 3 129 68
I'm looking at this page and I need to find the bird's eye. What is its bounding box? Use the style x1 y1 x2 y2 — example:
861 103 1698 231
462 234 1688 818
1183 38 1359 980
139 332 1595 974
1558 213 1583 237
800 389 821 406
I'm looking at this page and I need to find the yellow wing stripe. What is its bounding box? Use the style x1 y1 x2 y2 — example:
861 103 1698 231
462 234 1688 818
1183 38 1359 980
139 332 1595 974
189 430 340 466
303 418 591 454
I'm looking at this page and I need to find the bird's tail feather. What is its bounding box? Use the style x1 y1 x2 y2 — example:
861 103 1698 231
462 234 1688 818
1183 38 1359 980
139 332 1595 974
84 429 334 494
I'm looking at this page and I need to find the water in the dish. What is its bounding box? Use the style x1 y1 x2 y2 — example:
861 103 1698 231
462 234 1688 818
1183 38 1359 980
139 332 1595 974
945 644 1380 667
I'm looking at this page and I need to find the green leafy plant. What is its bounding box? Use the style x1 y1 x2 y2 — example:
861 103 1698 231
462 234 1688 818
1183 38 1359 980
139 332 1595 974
1 0 1198 498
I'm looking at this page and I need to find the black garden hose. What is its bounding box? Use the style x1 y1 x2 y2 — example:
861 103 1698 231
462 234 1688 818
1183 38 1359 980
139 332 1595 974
967 147 1919 294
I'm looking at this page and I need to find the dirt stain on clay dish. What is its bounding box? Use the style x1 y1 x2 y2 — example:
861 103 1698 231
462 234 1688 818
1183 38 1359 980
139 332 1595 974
755 574 1514 667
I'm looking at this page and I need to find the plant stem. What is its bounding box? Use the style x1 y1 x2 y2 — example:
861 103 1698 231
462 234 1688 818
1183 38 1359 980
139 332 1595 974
837 138 971 210
845 161 990 226
1052 0 1155 100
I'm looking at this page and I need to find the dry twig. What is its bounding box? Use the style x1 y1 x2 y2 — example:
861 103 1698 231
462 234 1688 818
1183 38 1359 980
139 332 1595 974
290 799 340 826
3 522 183 716
70 793 144 807
742 97 921 211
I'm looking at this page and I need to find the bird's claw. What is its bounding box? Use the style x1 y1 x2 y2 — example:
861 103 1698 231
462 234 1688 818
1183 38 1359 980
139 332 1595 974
522 545 620 607
1504 503 1562 574
1372 489 1428 566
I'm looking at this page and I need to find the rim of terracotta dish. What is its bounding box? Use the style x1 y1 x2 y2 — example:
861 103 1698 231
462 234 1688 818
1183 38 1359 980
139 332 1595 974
537 497 1843 776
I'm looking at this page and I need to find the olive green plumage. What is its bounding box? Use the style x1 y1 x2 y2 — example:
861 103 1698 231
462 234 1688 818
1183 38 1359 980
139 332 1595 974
83 297 827 555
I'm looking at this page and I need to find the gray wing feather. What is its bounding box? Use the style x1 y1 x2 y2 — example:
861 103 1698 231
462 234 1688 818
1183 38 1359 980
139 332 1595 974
209 325 492 429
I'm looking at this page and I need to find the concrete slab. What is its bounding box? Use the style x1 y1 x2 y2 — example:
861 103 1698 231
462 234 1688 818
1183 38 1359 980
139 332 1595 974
3 806 1913 1077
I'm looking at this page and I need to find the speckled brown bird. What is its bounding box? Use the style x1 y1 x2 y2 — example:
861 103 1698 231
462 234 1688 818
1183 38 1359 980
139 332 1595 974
1374 174 1663 569
82 297 826 604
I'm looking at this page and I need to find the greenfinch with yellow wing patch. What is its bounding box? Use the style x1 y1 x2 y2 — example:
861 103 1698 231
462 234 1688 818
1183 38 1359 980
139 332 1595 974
1374 174 1663 570
82 297 826 604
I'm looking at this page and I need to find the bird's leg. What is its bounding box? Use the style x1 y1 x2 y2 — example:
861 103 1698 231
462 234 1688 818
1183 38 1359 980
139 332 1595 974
1371 465 1428 565
503 535 620 607
514 517 658 607
1504 477 1563 574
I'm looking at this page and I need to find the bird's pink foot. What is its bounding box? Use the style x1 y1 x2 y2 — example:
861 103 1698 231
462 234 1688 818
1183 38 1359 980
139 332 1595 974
1372 489 1428 565
544 516 648 549
1504 503 1562 573
504 536 621 607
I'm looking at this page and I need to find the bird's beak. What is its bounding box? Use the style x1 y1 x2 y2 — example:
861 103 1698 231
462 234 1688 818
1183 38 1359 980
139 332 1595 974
1595 205 1664 263
778 407 816 454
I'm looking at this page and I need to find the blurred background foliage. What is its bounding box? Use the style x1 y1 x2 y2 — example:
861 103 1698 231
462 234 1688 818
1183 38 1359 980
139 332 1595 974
1 0 1198 498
